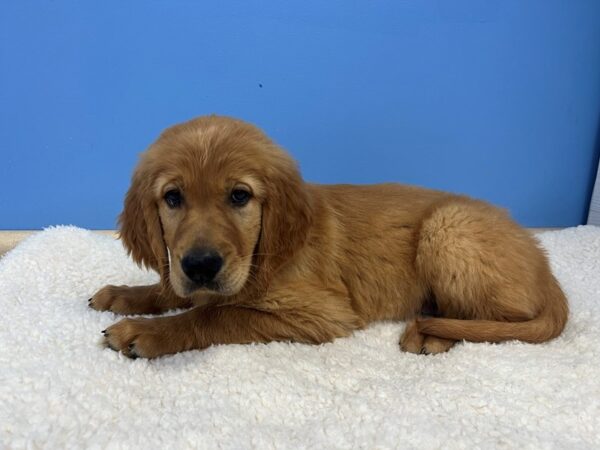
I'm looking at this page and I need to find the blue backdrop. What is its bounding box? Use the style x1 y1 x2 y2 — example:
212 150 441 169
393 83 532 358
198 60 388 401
1 1 600 229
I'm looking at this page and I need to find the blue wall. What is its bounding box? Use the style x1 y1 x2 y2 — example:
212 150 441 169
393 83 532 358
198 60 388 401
1 1 600 229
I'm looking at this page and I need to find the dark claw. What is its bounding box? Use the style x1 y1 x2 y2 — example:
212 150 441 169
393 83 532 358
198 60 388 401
88 298 92 302
420 347 428 355
101 329 107 335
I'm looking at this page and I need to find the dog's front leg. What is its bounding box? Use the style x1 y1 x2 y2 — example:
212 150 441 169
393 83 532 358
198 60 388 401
89 283 191 315
102 302 362 359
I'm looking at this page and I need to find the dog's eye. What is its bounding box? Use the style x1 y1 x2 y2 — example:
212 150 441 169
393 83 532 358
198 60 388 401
230 189 251 206
164 189 183 208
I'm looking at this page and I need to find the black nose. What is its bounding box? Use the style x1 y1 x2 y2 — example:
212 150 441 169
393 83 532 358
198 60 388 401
181 248 223 285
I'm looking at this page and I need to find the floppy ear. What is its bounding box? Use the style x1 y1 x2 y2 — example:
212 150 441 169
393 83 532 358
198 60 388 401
118 166 170 285
254 159 313 290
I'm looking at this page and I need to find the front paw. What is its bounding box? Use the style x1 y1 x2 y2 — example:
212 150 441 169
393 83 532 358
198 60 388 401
89 284 164 315
89 285 132 314
102 316 193 359
103 318 161 359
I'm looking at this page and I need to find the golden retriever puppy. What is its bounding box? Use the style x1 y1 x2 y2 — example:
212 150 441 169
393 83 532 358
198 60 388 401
90 115 568 359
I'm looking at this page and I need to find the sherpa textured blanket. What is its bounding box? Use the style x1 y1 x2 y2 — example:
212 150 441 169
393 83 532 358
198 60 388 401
0 226 599 449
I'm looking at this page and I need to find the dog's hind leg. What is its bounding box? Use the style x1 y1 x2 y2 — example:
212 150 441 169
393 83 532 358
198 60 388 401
411 197 567 345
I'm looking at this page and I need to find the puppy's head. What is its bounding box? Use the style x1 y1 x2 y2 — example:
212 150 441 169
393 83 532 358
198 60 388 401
119 116 312 299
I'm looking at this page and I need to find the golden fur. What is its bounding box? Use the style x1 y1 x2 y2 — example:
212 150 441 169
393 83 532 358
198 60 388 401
90 116 568 359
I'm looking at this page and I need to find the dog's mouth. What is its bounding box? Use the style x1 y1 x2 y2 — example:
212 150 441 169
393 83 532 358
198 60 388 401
182 279 224 297
172 267 248 298
193 276 244 295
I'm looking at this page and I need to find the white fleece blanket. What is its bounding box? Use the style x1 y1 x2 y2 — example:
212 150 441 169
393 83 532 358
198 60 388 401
0 226 599 449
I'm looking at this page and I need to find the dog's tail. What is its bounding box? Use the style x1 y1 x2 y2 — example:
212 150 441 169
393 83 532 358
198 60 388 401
417 281 568 344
